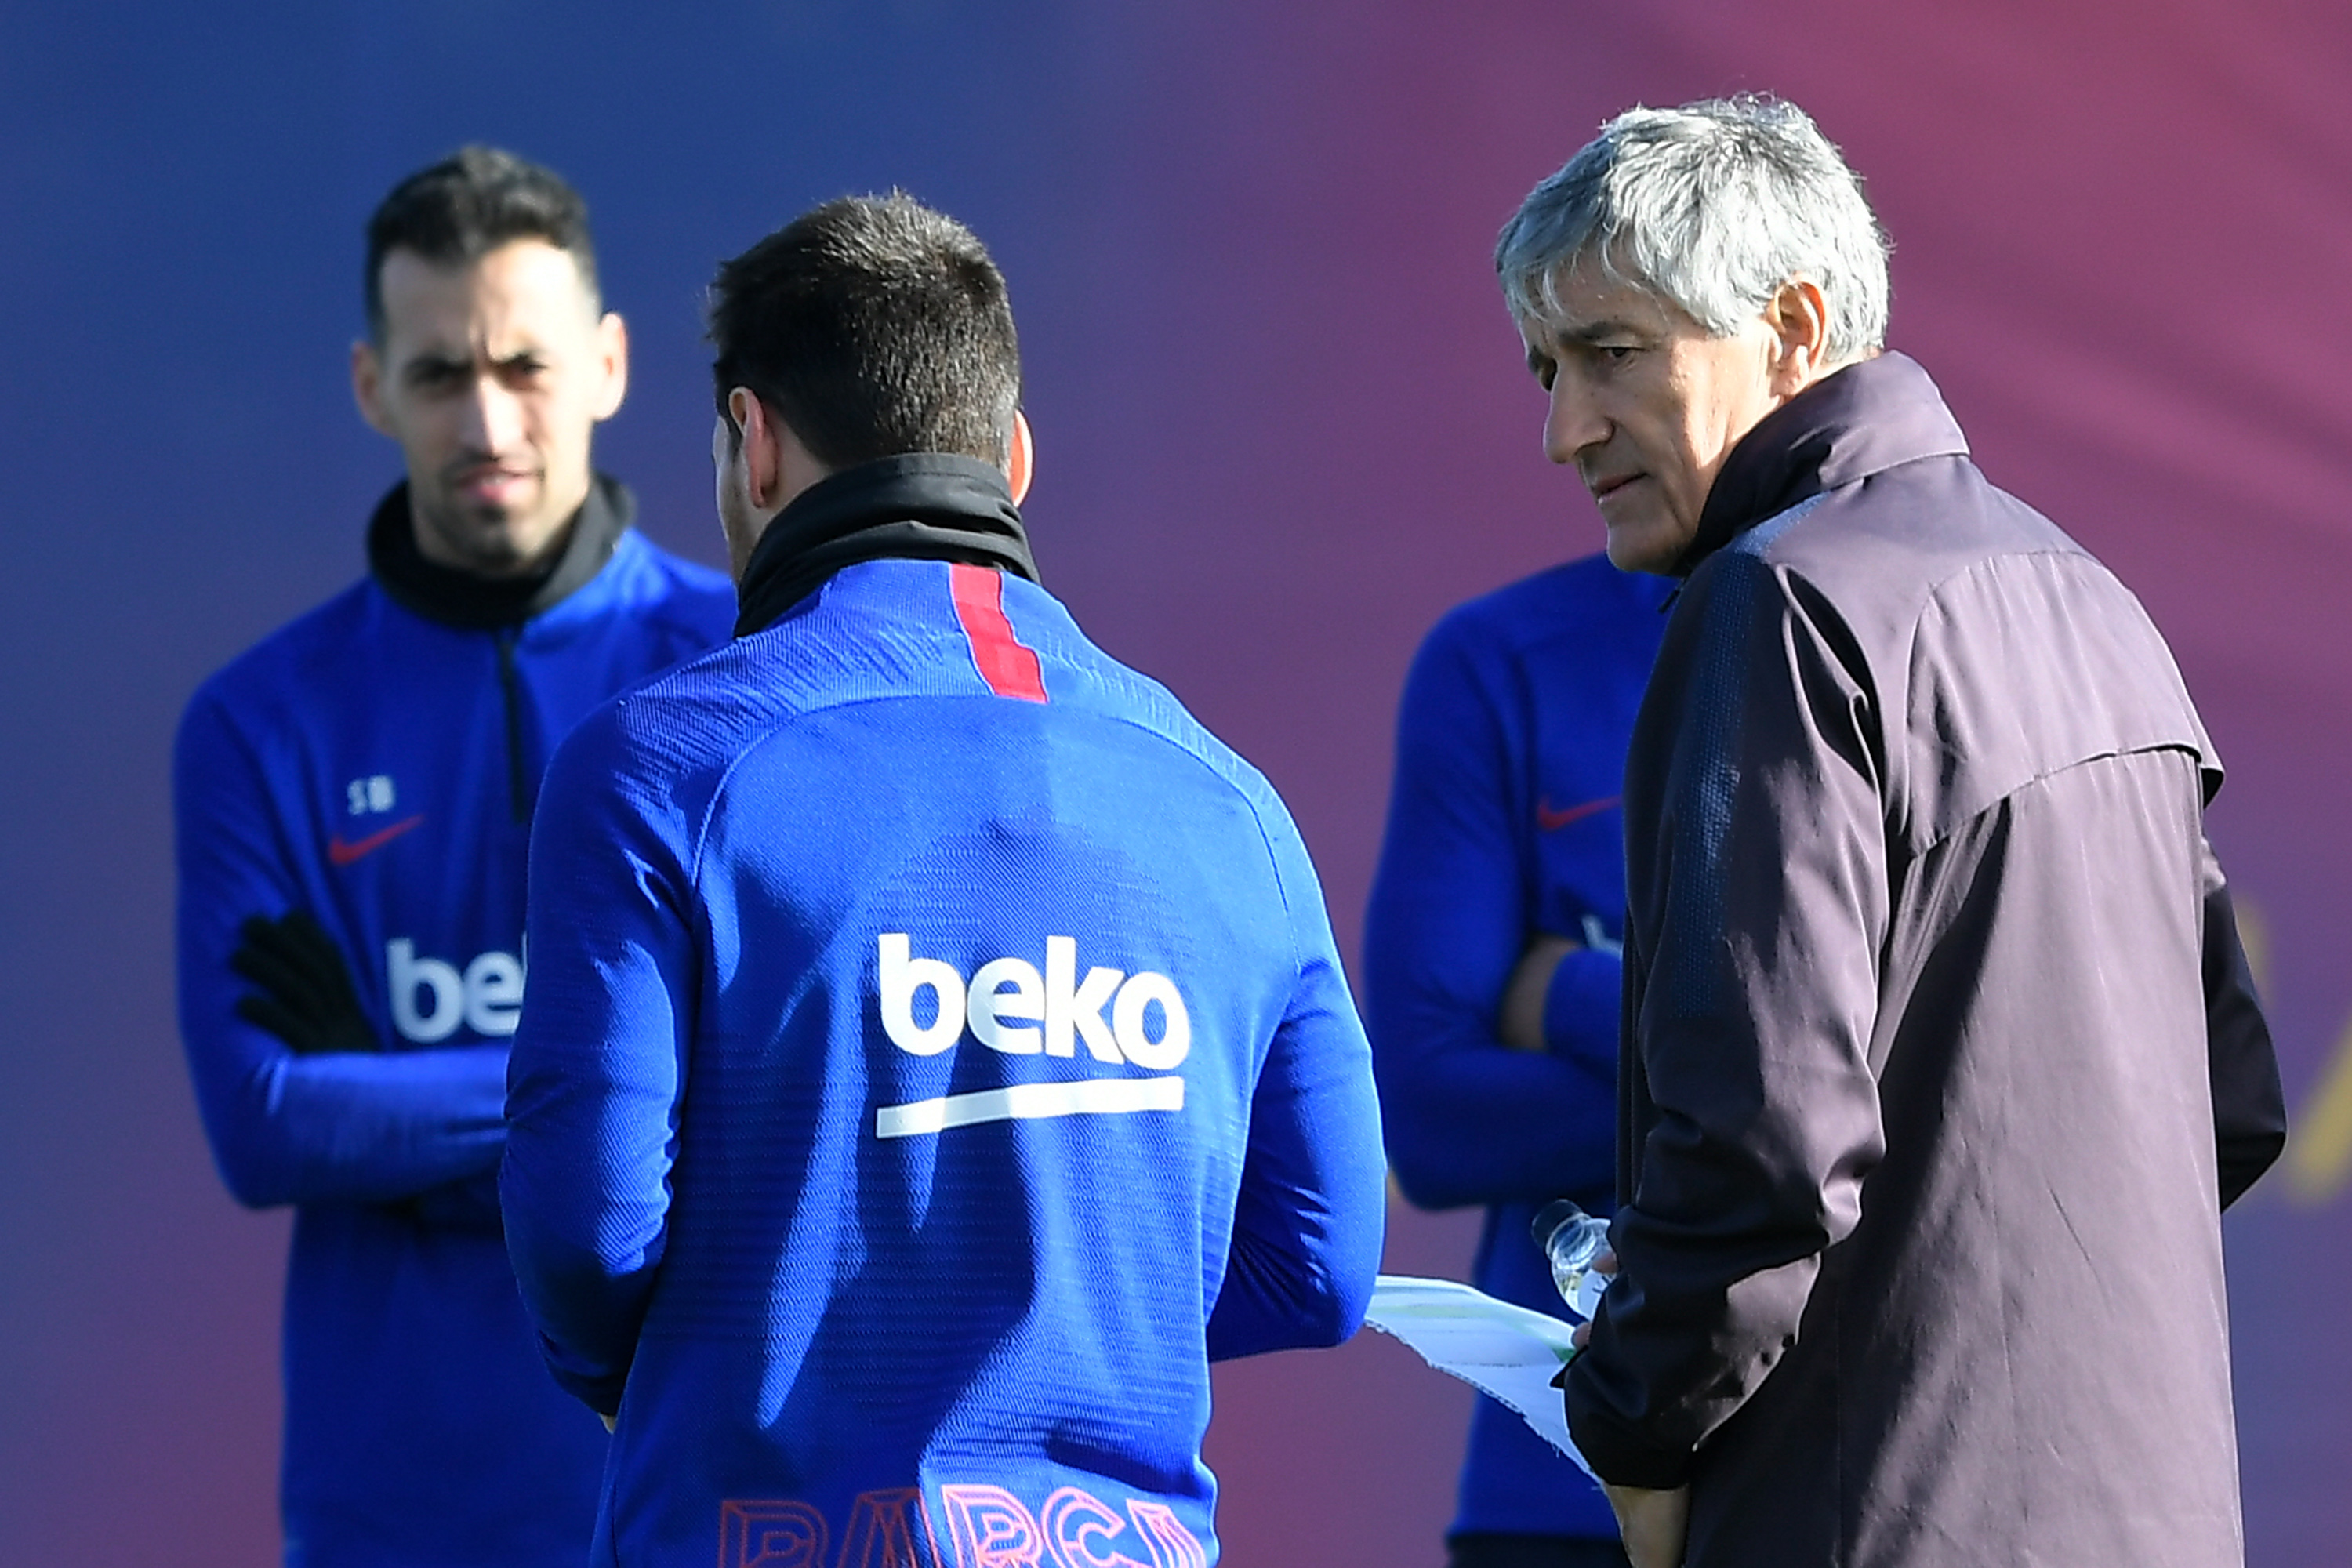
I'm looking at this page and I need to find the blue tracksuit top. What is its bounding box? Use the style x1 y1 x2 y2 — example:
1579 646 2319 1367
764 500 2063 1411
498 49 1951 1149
1362 553 1668 1541
503 555 1388 1568
175 511 735 1568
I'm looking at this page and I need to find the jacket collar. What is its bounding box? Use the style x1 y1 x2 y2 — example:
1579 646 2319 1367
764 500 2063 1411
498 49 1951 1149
368 472 633 629
733 453 1040 638
1674 351 1970 576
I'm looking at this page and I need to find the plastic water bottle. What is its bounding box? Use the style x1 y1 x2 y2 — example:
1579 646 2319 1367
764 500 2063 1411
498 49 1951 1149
1532 1198 1612 1319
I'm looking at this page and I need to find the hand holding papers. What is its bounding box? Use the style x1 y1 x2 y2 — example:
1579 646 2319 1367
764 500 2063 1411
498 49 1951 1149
1361 1275 1599 1483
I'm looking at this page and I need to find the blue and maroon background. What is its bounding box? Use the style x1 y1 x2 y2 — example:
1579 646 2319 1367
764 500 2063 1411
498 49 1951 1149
5 3 2350 1562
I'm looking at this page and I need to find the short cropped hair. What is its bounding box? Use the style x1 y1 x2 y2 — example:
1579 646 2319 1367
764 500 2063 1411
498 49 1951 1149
1496 96 1890 361
365 146 599 337
706 193 1021 471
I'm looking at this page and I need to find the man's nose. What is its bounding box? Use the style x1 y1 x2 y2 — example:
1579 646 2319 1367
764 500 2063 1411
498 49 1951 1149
1542 372 1607 466
459 373 525 453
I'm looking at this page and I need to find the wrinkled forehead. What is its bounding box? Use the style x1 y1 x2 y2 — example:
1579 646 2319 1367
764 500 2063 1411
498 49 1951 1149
374 239 599 350
1512 253 1687 347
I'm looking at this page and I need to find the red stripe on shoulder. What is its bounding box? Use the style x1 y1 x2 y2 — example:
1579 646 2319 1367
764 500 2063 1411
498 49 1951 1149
949 563 1047 702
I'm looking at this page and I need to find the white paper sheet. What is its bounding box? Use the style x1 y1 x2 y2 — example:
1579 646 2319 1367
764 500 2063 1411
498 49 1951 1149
1362 1274 1599 1483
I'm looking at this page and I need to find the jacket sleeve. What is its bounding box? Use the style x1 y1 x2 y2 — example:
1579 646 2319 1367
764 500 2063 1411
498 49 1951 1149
1361 621 1618 1211
175 689 509 1210
2200 844 2286 1207
1566 557 1889 1489
500 709 695 1416
1206 800 1388 1361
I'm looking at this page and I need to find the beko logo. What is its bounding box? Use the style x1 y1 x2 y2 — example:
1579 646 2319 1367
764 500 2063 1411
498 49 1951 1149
872 934 1192 1140
877 933 1190 1069
387 938 524 1043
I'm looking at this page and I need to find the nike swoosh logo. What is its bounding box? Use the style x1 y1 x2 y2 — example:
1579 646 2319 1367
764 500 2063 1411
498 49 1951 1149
328 815 424 866
1537 795 1619 832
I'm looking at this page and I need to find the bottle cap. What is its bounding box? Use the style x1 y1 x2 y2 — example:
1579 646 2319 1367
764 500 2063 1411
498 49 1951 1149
1530 1197 1585 1247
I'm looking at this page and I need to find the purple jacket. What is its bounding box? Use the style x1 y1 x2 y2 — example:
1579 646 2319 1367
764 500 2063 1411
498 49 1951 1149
1567 353 2285 1567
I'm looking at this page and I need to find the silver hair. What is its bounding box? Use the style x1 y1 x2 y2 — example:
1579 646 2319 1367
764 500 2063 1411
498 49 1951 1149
1495 96 1890 359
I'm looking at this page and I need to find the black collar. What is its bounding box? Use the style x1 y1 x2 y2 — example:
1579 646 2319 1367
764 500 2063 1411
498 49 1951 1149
368 473 633 629
1675 351 1972 576
733 453 1040 637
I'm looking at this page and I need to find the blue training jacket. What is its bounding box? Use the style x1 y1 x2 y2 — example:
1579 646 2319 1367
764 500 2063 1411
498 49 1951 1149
1362 553 1668 1541
503 555 1388 1568
175 498 735 1568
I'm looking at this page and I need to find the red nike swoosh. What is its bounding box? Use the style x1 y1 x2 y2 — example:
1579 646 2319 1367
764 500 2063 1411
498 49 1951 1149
1537 795 1619 832
328 815 424 866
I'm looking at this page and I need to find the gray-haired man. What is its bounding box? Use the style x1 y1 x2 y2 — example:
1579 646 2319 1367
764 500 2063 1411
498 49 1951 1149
1501 97 2285 1567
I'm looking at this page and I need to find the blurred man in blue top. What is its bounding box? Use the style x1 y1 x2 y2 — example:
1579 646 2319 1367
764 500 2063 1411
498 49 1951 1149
175 148 735 1566
1366 554 1664 1568
501 192 1388 1568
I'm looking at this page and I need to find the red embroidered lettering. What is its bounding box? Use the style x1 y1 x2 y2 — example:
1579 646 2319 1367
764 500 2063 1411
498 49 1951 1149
1040 1487 1152 1568
939 1483 1045 1568
721 1500 830 1568
838 1488 942 1568
1123 1503 1207 1568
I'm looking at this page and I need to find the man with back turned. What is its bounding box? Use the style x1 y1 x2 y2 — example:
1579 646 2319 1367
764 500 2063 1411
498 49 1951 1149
1496 97 2285 1567
499 192 1387 1565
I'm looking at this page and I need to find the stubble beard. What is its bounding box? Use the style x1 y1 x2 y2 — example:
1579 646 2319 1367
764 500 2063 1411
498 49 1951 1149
412 485 572 579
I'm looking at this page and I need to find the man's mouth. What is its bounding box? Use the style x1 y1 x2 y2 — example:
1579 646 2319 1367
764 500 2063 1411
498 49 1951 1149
452 465 538 507
1587 472 1642 505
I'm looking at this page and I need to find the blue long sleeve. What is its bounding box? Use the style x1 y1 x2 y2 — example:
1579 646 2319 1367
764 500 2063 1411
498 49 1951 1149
1363 582 1638 1210
176 690 510 1209
499 558 1388 1563
1207 812 1387 1361
170 524 735 1568
1360 555 1666 1541
501 718 699 1415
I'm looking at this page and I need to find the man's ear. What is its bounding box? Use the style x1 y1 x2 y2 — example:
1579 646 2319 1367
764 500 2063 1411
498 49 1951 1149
350 339 394 437
728 387 782 510
1766 279 1834 394
590 312 629 422
1007 410 1034 506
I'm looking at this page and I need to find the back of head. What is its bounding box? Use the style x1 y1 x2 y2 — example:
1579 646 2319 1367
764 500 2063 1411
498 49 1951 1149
365 146 598 337
706 193 1022 472
1496 95 1890 361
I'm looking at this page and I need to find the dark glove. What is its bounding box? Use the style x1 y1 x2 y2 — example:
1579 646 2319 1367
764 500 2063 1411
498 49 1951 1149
230 911 380 1054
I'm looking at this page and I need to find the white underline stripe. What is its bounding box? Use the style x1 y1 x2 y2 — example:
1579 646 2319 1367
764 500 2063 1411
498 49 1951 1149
876 1075 1185 1138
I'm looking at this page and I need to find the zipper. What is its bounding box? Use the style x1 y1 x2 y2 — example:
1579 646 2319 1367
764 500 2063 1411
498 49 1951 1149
494 627 531 824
